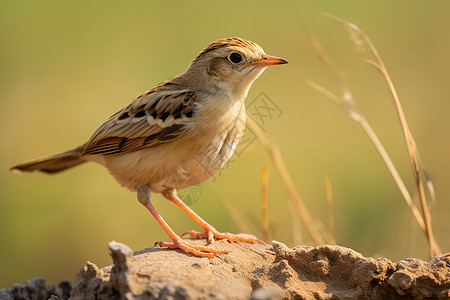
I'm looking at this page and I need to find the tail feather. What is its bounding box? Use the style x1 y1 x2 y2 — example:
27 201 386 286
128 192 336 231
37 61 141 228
10 145 87 174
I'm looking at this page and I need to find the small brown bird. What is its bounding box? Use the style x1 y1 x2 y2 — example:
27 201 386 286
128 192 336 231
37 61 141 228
11 37 288 257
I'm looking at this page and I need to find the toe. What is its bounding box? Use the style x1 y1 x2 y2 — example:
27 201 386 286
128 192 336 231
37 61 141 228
157 239 228 257
207 231 215 244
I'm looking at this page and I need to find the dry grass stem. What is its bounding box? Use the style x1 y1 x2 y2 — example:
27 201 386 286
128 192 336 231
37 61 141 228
325 178 336 245
290 201 303 245
261 164 270 243
307 14 440 257
247 116 325 245
222 195 253 235
308 80 426 232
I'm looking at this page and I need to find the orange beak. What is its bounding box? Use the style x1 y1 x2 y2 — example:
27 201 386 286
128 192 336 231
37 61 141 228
246 54 289 68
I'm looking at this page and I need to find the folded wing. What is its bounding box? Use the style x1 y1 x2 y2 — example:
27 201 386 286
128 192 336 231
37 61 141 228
83 82 197 156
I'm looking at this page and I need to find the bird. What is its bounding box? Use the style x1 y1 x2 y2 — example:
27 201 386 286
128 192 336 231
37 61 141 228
10 37 288 258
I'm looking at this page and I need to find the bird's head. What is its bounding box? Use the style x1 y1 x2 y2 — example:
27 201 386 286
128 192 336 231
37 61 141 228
181 37 288 99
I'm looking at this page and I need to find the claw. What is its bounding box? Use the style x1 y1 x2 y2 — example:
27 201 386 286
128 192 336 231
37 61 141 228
157 238 229 258
183 228 260 244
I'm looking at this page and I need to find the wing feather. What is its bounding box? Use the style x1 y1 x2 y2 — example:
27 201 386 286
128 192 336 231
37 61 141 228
82 82 197 156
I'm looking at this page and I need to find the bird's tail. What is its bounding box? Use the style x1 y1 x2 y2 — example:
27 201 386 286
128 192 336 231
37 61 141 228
10 145 87 174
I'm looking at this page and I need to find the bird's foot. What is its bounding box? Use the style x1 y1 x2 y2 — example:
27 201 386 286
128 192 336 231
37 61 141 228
182 225 264 244
156 236 228 258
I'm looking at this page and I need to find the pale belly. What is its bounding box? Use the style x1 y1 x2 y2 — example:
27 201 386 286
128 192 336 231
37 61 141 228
98 110 246 194
174 127 242 188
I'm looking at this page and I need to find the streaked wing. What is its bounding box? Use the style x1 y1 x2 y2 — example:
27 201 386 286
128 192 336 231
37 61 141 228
82 82 197 156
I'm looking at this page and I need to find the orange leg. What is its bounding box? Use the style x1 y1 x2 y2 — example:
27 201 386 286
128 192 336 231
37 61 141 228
169 196 264 244
144 202 228 258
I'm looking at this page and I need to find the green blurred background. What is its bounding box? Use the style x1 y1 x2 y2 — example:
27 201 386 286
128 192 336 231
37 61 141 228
1 0 449 288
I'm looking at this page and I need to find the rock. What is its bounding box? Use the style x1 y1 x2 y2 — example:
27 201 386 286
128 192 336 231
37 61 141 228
0 278 71 300
68 239 450 300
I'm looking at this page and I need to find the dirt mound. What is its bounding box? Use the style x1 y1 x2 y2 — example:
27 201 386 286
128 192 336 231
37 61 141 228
1 239 448 299
67 239 449 299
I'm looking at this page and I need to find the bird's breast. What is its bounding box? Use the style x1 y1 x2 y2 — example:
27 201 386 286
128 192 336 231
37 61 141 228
175 98 247 187
102 96 247 193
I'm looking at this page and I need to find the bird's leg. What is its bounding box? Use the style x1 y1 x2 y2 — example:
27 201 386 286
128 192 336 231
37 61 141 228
168 194 263 244
137 185 228 258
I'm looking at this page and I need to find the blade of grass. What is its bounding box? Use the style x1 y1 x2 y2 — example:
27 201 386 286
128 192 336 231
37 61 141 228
307 14 440 257
247 116 325 245
325 13 439 257
261 164 270 243
222 198 253 235
309 78 426 232
325 178 336 245
290 201 303 245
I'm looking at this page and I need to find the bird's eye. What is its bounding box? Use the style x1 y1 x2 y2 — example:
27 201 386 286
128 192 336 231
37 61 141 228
228 52 243 64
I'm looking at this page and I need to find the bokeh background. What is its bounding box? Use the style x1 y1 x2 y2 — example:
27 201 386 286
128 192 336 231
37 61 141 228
1 0 449 288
